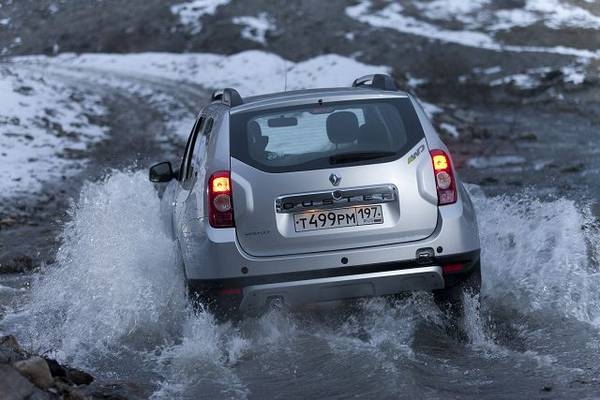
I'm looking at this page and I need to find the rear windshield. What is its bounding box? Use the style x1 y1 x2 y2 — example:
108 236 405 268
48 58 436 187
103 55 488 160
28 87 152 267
230 98 424 173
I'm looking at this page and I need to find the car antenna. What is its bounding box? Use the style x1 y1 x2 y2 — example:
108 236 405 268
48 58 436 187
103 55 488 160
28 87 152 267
284 59 288 92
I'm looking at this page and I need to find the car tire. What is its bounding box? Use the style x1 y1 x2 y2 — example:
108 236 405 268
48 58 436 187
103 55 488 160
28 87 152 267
434 262 482 316
186 283 243 321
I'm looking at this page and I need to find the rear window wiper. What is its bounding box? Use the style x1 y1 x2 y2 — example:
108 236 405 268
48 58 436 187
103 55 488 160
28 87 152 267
329 151 397 165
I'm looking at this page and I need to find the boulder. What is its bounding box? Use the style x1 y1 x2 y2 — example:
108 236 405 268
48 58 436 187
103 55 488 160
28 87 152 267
0 364 54 400
66 368 94 386
44 357 94 385
0 335 27 364
13 357 55 390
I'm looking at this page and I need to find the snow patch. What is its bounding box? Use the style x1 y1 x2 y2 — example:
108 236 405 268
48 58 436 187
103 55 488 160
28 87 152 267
419 100 443 118
4 50 391 200
20 51 390 98
232 13 275 45
562 65 586 84
490 73 543 89
0 65 107 200
406 74 428 88
346 0 600 59
490 63 587 88
439 122 459 138
171 0 230 34
415 0 491 23
468 155 526 169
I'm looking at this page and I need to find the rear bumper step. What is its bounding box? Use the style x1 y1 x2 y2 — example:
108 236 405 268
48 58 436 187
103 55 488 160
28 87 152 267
239 266 444 313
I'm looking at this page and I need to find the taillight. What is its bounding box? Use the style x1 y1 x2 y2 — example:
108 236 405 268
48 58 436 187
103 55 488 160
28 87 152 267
208 171 234 228
430 149 457 205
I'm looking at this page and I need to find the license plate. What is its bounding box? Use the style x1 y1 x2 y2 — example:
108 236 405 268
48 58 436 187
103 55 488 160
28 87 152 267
293 205 383 232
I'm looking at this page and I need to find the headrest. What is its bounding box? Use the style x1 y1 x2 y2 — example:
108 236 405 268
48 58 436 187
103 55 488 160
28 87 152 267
326 112 359 144
248 121 262 139
359 121 388 146
247 121 268 152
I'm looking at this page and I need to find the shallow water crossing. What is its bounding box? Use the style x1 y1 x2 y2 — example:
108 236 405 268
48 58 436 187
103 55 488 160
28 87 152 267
2 171 600 399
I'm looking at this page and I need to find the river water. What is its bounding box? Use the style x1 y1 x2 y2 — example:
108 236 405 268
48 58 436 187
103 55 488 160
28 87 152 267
1 170 599 399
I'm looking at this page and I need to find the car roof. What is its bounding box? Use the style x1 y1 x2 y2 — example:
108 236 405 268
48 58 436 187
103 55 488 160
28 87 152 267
230 87 410 114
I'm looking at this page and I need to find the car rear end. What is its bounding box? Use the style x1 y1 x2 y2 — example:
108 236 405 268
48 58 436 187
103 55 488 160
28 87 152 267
188 88 480 315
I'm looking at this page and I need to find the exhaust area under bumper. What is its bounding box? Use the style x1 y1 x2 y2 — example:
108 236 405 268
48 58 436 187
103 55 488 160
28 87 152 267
239 266 444 314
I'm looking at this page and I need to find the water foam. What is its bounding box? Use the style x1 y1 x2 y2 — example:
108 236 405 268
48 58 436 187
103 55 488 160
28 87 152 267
3 171 599 397
16 171 186 367
469 186 600 326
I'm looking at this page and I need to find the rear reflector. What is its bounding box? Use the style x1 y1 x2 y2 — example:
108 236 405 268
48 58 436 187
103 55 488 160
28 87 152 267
208 171 234 228
442 263 464 274
430 149 457 206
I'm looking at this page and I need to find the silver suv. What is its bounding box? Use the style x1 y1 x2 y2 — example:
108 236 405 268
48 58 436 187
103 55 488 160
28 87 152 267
150 74 481 316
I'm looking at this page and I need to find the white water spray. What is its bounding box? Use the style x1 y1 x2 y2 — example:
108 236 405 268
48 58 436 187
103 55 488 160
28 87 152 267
3 172 599 397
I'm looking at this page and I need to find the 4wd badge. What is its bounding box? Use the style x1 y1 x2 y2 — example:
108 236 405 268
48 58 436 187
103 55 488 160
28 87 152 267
407 144 426 164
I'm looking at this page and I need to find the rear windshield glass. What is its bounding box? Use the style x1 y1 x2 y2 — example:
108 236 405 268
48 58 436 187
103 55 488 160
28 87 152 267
230 98 424 173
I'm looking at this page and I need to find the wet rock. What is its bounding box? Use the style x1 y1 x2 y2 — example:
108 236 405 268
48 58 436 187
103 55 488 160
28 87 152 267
0 336 97 398
515 132 537 141
66 368 94 386
0 215 18 227
45 358 94 386
1 335 20 351
479 176 500 186
560 163 584 174
0 364 54 400
14 85 34 95
0 335 27 364
542 384 553 392
591 202 600 219
81 381 146 400
54 380 86 400
44 358 68 380
13 357 55 390
0 255 34 274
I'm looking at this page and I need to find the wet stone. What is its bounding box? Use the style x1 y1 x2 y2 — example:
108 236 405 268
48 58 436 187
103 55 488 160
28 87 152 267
13 357 55 390
0 335 26 364
0 364 53 400
0 255 34 274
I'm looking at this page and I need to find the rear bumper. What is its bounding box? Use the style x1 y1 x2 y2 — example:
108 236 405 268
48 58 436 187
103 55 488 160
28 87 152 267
188 249 480 313
239 266 444 313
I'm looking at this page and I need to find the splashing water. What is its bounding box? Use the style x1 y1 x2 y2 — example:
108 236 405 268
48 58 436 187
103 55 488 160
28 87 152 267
11 171 187 369
469 186 600 326
2 171 599 398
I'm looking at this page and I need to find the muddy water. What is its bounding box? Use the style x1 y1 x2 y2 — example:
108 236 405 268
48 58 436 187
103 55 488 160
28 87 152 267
1 171 599 399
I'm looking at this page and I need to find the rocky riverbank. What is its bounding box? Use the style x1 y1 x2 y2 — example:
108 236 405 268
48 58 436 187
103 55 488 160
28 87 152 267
0 335 144 400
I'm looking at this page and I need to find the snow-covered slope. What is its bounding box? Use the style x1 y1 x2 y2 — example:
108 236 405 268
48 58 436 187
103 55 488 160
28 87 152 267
0 51 390 201
17 50 390 97
346 0 600 58
0 65 107 199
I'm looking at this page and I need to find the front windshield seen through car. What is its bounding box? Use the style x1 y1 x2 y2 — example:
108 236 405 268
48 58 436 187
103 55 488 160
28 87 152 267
231 98 424 172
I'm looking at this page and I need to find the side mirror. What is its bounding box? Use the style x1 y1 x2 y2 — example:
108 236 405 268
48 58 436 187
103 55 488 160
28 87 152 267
149 162 174 183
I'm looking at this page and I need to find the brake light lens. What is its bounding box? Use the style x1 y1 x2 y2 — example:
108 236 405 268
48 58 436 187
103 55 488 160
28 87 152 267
430 149 457 205
208 171 234 228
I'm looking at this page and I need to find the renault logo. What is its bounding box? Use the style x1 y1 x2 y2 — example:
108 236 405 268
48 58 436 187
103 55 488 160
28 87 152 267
329 173 342 186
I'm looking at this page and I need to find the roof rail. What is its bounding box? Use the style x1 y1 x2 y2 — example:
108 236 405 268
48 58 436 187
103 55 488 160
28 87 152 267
211 88 243 107
352 74 398 91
